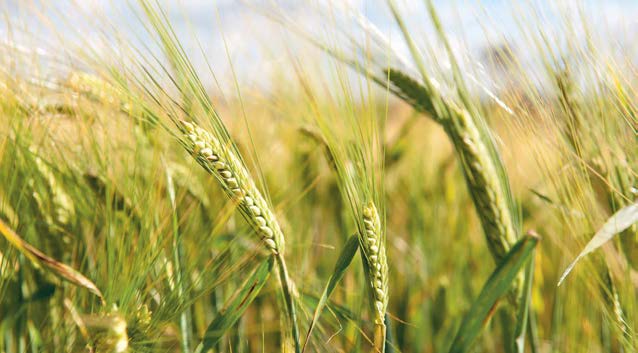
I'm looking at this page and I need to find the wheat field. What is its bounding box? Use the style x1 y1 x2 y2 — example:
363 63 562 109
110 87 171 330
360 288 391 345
0 1 636 352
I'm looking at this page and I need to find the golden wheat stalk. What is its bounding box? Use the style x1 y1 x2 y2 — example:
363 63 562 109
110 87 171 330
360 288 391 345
445 107 518 260
387 69 517 259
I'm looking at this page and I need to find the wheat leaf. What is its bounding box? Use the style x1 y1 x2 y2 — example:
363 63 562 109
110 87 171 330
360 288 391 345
448 234 538 353
0 218 104 303
559 202 638 285
302 234 359 353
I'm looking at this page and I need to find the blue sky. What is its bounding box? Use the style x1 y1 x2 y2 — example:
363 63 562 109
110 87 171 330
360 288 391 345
3 1 638 90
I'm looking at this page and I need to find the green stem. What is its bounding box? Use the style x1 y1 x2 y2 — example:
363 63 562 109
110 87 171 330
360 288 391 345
167 168 192 353
173 236 192 353
512 251 536 353
373 322 387 353
276 254 301 353
384 314 394 353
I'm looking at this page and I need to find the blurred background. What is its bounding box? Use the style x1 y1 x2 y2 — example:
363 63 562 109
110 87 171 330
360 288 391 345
3 0 638 91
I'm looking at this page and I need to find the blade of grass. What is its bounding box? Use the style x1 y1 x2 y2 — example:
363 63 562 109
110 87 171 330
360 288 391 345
302 234 359 353
448 233 539 353
300 291 358 323
558 202 638 285
384 314 395 353
527 309 540 353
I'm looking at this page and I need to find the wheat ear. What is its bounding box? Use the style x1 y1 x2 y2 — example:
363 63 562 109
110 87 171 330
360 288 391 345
179 120 284 254
444 107 518 260
361 202 388 352
387 69 522 305
386 69 517 261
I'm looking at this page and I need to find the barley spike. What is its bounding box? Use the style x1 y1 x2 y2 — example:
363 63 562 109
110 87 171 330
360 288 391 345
361 202 388 326
178 119 285 254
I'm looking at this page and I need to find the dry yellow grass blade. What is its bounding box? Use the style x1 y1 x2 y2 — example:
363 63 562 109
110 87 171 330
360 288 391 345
0 218 104 303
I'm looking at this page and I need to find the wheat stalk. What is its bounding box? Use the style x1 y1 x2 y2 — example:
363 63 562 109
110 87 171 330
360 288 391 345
27 148 76 228
445 108 518 260
301 124 389 350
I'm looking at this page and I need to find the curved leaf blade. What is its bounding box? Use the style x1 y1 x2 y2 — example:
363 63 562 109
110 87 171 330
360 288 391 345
558 202 638 285
448 234 539 353
0 218 104 303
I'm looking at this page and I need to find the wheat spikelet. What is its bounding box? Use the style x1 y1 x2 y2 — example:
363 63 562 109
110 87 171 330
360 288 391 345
178 120 302 352
179 120 284 254
360 202 388 326
179 120 301 350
